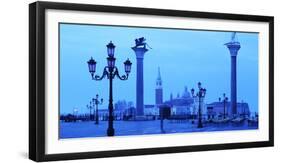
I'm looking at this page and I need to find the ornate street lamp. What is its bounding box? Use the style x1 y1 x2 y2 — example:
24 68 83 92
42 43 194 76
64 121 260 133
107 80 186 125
92 94 103 125
87 41 132 136
106 41 115 57
124 59 132 74
87 57 96 78
222 93 228 119
241 100 245 119
86 104 91 121
87 101 94 121
191 82 207 128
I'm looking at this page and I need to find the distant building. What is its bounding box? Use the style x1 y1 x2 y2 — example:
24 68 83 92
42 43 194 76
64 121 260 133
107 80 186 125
123 106 136 119
206 101 250 119
140 68 205 117
97 109 108 121
114 100 128 112
144 104 159 116
143 67 195 117
164 86 194 116
115 100 134 109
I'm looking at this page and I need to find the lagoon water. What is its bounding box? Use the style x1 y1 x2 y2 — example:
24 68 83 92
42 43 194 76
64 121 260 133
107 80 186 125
60 120 258 139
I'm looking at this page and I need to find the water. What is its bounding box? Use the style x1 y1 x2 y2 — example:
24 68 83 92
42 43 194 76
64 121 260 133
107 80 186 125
60 120 258 139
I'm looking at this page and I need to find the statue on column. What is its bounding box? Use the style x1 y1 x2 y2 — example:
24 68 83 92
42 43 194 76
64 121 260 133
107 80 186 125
132 37 150 119
134 37 152 49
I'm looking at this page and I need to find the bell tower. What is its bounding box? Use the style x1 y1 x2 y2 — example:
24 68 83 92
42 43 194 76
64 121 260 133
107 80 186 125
155 67 163 106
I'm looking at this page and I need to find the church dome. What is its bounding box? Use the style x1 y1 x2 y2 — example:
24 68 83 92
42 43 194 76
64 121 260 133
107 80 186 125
182 86 191 98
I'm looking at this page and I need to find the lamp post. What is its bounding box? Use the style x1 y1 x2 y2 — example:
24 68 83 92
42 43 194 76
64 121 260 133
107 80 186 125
241 100 245 119
222 93 228 119
73 108 78 122
92 94 103 125
87 41 132 136
191 82 206 128
86 104 92 121
87 101 94 121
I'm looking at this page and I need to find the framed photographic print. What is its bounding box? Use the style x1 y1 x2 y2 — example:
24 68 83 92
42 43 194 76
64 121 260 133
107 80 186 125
29 1 274 162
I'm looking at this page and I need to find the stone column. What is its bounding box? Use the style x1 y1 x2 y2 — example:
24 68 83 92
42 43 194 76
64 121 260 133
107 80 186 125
132 47 148 116
225 42 240 116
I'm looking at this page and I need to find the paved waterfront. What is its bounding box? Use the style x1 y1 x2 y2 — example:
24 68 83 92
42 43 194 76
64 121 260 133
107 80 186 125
60 120 258 139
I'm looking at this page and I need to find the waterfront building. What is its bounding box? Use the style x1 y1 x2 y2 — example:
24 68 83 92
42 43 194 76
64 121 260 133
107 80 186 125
206 101 250 119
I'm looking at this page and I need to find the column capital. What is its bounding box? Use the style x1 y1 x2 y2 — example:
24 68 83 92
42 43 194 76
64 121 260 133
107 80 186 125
132 46 148 59
225 42 241 57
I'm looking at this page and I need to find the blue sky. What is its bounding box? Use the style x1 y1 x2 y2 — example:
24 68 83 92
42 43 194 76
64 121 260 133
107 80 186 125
59 23 258 114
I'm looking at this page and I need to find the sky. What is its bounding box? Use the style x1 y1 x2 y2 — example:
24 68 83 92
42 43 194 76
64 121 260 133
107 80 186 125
59 23 258 114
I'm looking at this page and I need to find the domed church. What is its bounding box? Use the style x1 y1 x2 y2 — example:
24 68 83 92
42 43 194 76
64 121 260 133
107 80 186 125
164 86 194 116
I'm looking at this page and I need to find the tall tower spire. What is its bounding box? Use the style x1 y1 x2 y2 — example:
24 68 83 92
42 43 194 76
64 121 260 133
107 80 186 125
155 67 163 106
170 93 173 101
156 67 162 89
225 32 241 116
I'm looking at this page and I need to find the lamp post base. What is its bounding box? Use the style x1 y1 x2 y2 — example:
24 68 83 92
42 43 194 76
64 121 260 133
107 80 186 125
197 122 203 128
95 113 99 124
107 128 115 136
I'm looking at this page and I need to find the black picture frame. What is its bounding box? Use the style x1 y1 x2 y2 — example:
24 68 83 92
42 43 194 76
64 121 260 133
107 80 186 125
29 1 274 162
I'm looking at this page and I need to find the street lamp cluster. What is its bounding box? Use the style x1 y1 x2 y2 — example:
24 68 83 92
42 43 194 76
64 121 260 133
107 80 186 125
86 94 103 123
87 41 132 136
191 82 207 128
92 94 103 124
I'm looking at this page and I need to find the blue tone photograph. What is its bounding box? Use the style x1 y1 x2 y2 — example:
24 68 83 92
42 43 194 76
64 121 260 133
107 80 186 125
59 23 259 139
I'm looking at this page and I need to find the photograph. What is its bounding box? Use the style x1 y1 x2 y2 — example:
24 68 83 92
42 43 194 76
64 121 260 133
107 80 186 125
28 1 274 161
59 23 259 139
